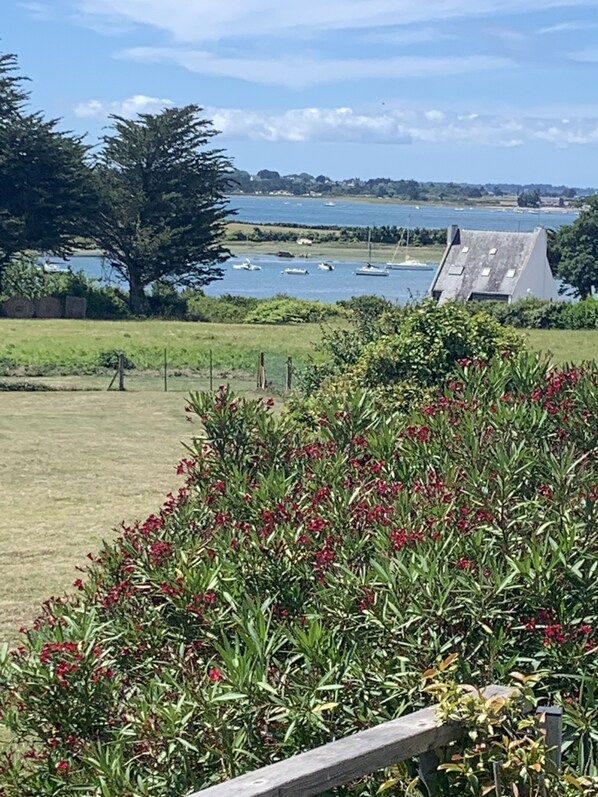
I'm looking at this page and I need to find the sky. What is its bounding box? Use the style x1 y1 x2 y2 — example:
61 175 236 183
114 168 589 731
3 0 598 185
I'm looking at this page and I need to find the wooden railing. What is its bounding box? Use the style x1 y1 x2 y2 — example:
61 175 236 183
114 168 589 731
191 684 562 797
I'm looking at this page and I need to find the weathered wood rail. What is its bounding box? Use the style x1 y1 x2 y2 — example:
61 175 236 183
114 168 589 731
190 684 563 797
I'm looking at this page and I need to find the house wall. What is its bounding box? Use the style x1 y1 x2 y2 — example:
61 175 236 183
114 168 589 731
511 229 560 302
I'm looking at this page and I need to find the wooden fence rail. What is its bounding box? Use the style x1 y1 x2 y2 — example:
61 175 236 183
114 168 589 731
190 684 552 797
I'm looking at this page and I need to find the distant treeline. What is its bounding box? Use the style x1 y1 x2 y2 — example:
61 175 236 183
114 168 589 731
230 169 595 202
227 223 447 246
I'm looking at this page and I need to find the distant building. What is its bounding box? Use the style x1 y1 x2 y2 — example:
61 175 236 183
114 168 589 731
429 225 559 304
296 238 313 246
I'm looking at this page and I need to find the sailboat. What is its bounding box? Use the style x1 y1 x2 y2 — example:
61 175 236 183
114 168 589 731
356 230 389 277
386 226 434 271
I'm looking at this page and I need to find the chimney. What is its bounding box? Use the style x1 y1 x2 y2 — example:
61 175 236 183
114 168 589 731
447 224 460 245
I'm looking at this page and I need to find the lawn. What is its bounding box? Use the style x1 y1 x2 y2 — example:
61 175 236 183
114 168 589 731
0 319 325 374
0 322 597 641
523 328 598 362
0 391 192 641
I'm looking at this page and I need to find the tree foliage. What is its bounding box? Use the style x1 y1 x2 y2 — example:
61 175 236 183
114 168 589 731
555 197 598 298
0 52 95 269
92 106 233 313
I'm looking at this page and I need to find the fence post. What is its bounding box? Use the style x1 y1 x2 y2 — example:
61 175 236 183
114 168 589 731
209 349 213 393
164 348 168 392
419 750 440 796
286 356 293 391
118 353 125 391
257 352 266 390
536 706 563 774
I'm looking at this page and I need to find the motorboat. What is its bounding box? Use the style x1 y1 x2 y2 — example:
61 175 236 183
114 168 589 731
318 262 334 271
232 258 261 271
39 258 69 273
324 202 335 207
283 268 309 275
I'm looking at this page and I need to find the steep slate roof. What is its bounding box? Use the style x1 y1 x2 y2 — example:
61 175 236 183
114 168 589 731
431 227 542 301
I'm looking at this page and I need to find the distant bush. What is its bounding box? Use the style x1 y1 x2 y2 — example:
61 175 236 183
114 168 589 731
185 292 251 323
299 298 522 414
467 296 598 330
244 296 345 324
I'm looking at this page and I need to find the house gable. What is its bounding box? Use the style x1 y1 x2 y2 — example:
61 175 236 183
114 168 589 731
429 226 558 303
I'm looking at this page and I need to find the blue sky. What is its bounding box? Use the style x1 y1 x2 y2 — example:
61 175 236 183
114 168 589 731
3 0 598 185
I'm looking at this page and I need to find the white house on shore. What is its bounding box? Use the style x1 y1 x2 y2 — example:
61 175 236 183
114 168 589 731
429 225 559 303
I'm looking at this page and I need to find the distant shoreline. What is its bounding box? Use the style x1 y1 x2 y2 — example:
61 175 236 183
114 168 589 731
228 192 579 213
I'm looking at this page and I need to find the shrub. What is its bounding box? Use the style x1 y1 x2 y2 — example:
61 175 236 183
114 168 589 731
244 296 344 324
185 291 251 323
2 356 598 795
300 298 522 414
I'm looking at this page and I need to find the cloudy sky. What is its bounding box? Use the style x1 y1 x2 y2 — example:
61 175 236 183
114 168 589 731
4 0 598 184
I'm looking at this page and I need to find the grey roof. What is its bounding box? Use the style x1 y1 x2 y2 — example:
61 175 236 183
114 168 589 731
431 227 541 301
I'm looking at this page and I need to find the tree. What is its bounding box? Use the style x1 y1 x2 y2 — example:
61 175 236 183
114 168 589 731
0 52 95 271
555 196 598 297
92 106 233 313
517 189 540 208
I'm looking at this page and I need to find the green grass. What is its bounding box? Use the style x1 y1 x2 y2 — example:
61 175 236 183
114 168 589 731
0 321 596 641
523 328 598 363
0 319 325 375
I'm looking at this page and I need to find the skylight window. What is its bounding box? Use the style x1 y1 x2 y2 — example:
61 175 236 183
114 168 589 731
448 265 464 276
489 247 498 255
481 267 491 276
506 268 516 278
461 246 469 254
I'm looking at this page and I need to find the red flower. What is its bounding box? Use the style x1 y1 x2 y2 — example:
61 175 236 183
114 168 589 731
56 759 69 773
208 667 222 682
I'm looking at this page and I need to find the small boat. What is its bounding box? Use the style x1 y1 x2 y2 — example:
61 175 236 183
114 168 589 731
283 268 309 275
39 258 69 273
356 264 389 277
356 230 389 276
277 250 294 258
324 202 335 207
388 257 434 272
387 224 434 271
318 262 334 271
232 258 261 271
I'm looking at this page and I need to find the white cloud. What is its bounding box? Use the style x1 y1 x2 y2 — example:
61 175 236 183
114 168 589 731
569 48 598 61
21 1 53 21
75 0 598 42
71 97 598 148
206 104 598 148
73 94 174 118
120 48 512 88
538 20 598 33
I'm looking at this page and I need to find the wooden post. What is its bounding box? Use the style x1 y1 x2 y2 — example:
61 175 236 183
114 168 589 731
257 352 266 390
419 750 440 796
118 354 125 391
286 356 293 391
536 706 563 774
209 349 213 392
164 348 168 392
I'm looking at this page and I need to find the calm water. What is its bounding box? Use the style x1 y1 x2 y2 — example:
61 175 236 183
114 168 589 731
229 195 579 232
62 196 577 304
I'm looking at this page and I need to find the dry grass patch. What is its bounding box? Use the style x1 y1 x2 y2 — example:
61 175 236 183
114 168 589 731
0 391 192 641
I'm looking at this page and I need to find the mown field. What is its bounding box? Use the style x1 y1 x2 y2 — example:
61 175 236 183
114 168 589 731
0 319 325 375
1 321 597 641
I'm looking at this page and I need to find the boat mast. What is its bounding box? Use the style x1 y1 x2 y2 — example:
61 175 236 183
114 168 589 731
367 228 372 264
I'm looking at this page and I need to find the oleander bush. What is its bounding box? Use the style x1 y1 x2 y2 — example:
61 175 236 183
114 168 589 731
1 350 598 796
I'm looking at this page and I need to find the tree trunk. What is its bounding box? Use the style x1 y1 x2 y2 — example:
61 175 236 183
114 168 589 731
128 270 146 315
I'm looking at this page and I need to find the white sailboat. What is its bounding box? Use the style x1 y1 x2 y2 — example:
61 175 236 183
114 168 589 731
283 267 309 275
356 230 389 277
387 226 434 271
318 262 334 271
